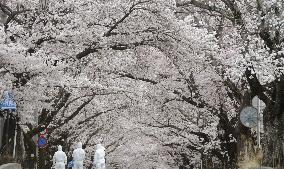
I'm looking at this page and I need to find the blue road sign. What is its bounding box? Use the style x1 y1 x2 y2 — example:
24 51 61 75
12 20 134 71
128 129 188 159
37 136 48 148
0 90 16 110
67 160 74 168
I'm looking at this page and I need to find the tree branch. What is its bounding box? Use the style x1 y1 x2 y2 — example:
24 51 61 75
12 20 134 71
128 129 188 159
83 127 103 148
27 87 71 137
55 96 94 130
173 90 205 109
245 67 272 104
76 39 153 59
0 2 31 31
118 72 158 84
77 106 127 125
76 0 152 59
176 0 233 21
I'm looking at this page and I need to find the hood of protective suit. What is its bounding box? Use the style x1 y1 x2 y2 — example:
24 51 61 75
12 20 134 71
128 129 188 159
96 144 105 150
77 142 83 149
58 145 62 151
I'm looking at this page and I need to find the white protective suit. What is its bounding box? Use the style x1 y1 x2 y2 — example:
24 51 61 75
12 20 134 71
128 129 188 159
72 142 85 169
93 144 106 169
53 145 67 169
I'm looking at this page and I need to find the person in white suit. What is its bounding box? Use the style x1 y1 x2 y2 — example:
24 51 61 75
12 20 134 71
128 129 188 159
53 145 67 169
72 142 85 169
93 144 106 169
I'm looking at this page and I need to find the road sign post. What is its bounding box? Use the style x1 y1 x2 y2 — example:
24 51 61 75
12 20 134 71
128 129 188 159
5 111 9 154
240 106 258 128
0 90 17 110
37 135 48 169
37 136 48 149
13 124 17 158
257 97 261 149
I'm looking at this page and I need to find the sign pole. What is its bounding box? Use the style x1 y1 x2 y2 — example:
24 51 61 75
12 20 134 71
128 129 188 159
257 97 261 148
0 116 4 149
0 90 17 156
5 111 9 152
12 123 17 158
36 137 38 169
257 73 261 149
35 110 38 169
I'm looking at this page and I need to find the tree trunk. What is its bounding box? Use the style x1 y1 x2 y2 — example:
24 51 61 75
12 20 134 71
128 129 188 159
235 91 260 168
22 132 36 169
38 147 48 168
262 76 284 168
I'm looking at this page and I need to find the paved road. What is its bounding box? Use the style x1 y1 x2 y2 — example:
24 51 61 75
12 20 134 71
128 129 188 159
0 163 22 169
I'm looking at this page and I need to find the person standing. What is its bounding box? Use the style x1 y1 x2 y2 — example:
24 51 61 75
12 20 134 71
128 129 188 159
53 145 67 169
93 144 106 169
72 142 85 169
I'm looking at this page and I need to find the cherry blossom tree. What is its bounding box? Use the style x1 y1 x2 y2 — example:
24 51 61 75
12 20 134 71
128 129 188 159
1 0 282 168
1 0 186 168
176 0 284 167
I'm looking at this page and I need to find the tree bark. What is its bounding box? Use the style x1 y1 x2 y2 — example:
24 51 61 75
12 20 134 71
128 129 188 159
234 91 260 168
262 76 284 168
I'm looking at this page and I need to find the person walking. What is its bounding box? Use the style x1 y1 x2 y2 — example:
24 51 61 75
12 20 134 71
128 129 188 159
72 142 85 169
52 145 67 169
93 144 106 169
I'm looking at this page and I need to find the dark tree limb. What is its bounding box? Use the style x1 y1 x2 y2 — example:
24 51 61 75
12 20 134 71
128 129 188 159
75 38 154 59
27 87 71 137
173 90 205 109
83 127 103 148
244 67 271 104
104 0 151 37
176 0 233 21
76 0 153 59
0 2 30 31
118 72 158 85
50 96 94 132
